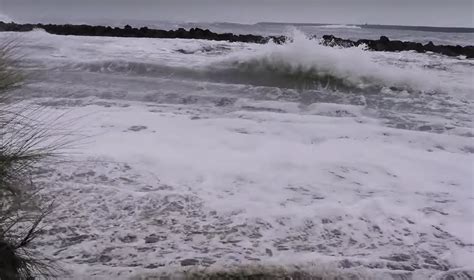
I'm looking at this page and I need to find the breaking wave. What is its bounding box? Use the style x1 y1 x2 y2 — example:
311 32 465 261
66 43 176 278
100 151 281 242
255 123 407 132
212 30 449 93
61 30 469 95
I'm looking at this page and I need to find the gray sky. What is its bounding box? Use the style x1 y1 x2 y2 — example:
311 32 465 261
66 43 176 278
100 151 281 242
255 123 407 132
1 0 473 27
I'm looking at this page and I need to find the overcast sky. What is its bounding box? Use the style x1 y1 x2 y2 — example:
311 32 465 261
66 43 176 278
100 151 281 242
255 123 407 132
1 0 473 27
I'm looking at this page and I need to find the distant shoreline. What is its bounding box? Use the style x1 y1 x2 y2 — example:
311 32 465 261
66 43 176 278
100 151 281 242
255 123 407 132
257 22 474 33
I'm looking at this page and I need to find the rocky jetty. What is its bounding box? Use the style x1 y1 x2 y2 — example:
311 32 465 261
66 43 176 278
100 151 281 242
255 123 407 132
322 35 474 58
0 21 472 58
0 21 285 44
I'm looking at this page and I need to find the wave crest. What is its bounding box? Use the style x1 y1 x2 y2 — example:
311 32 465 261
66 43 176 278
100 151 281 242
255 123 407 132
211 30 441 92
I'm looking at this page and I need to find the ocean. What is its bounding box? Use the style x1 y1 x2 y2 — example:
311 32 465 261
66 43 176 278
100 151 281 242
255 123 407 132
0 20 473 279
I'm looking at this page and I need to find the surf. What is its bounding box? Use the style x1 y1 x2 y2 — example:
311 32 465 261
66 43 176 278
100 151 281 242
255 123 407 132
210 29 448 93
47 29 471 95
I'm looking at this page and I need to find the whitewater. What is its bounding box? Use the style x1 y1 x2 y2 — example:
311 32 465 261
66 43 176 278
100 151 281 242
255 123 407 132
1 27 473 279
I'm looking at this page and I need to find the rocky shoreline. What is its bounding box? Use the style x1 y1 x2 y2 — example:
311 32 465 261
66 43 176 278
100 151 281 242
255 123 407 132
0 21 284 44
1 21 473 58
321 34 474 58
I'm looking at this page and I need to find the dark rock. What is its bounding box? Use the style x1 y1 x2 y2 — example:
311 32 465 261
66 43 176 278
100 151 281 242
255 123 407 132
405 41 425 52
380 35 390 43
390 40 405 51
323 33 474 58
0 21 274 44
322 34 355 47
425 41 436 48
